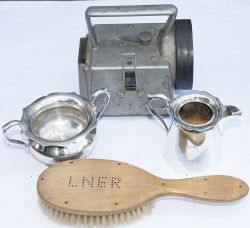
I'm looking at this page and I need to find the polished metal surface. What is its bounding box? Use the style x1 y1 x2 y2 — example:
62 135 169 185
31 105 89 141
147 90 241 163
147 90 242 133
2 89 110 166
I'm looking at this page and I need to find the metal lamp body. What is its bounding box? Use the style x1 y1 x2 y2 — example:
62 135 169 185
78 5 193 116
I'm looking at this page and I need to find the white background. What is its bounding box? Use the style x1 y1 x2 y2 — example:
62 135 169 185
0 0 250 227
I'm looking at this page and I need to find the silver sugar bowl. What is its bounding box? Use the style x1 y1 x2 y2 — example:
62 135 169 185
2 89 110 166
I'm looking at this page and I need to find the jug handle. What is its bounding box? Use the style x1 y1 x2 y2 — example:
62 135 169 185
147 94 173 133
89 88 110 119
2 120 27 148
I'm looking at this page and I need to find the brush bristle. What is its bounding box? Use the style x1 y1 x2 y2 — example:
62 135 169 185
39 198 153 227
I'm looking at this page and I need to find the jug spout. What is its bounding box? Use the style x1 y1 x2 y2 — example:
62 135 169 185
223 105 242 118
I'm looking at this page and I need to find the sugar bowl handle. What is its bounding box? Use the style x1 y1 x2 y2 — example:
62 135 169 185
147 94 173 133
89 88 110 119
2 120 27 148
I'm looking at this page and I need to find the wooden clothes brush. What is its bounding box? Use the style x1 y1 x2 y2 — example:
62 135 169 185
37 159 248 226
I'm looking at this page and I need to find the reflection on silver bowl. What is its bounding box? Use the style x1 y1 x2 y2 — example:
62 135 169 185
2 89 110 166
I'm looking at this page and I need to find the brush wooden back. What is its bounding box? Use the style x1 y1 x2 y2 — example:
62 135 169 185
37 159 248 216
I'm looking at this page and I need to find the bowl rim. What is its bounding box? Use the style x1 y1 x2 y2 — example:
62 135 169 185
20 92 98 155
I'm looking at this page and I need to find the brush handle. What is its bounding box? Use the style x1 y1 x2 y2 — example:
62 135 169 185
161 175 248 202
